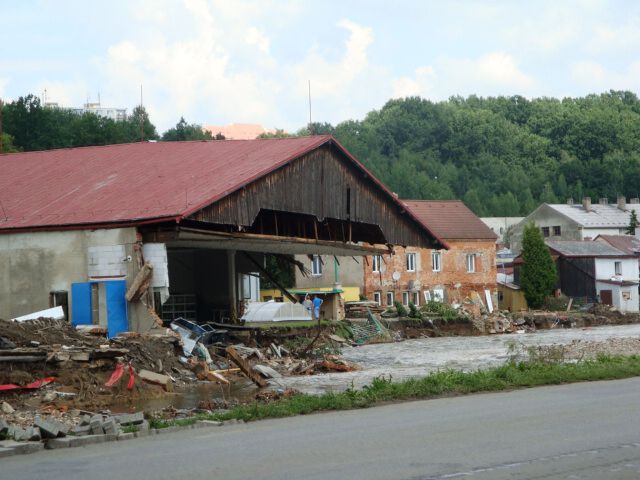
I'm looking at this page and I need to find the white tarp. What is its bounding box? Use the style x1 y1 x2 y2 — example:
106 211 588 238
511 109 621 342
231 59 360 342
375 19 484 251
242 301 312 323
13 306 65 322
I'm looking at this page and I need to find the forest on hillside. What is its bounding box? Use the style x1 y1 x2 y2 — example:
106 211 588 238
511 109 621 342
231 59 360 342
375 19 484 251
3 91 640 217
301 91 640 216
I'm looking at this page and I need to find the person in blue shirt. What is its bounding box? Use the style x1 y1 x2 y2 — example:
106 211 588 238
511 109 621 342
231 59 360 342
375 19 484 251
312 295 323 321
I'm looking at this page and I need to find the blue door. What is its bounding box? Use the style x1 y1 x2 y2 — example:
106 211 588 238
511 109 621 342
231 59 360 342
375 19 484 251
71 282 92 326
106 280 128 338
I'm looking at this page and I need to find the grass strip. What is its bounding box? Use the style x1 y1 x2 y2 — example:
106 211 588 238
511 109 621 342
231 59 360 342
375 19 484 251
149 354 640 429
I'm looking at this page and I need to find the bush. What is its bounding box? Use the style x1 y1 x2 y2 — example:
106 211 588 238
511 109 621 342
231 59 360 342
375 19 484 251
408 302 421 319
420 301 460 322
394 300 408 317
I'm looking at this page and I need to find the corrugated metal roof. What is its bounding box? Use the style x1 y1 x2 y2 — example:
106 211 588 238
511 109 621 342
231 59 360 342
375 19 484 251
0 136 333 231
403 200 498 240
546 240 628 257
548 203 637 228
0 137 447 249
595 234 640 255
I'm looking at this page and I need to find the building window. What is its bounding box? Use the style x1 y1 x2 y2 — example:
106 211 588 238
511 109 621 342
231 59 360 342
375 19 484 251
615 261 622 275
373 291 381 305
423 290 432 303
466 254 476 273
402 291 409 306
553 226 561 236
311 255 322 276
412 291 419 306
541 227 550 237
406 253 416 272
386 291 394 306
372 255 382 272
432 251 442 272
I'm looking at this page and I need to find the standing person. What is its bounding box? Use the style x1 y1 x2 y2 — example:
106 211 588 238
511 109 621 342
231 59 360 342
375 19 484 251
312 294 323 321
302 294 313 319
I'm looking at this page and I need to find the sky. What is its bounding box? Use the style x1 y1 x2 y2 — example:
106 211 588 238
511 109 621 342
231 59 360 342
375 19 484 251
1 0 640 133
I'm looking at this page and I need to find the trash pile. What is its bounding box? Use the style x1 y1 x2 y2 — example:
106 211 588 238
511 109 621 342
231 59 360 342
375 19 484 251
345 301 386 318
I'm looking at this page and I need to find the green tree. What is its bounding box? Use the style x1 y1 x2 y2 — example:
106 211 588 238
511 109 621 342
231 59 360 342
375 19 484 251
520 223 557 309
626 209 638 235
161 117 215 141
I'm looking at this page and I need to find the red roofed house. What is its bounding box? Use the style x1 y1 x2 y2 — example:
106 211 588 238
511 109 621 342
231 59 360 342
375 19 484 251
363 200 497 308
0 136 445 335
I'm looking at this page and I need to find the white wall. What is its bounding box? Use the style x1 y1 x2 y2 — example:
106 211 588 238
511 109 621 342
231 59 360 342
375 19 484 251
595 257 639 282
595 280 639 312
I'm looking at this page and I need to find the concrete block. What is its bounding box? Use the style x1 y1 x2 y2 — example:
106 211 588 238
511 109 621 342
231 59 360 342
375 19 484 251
45 438 74 449
12 427 29 442
1 440 45 454
90 415 103 435
195 420 222 428
115 412 144 426
0 447 16 458
72 424 92 436
69 435 106 447
28 427 42 441
117 432 135 441
34 417 64 438
80 414 92 426
102 418 118 435
138 369 171 388
103 434 118 442
0 418 9 435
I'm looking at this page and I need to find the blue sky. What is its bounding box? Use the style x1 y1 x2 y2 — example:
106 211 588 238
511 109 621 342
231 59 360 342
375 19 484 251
1 0 640 132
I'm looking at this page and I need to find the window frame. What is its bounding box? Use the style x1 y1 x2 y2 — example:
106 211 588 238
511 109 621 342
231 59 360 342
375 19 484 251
386 291 394 306
412 291 419 306
311 255 322 276
466 253 476 273
615 261 622 276
541 226 550 237
402 291 409 306
406 252 416 272
553 225 561 236
372 255 382 273
432 251 442 272
373 291 381 305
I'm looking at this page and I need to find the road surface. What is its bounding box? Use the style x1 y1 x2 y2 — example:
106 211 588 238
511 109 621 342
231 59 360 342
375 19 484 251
4 377 640 479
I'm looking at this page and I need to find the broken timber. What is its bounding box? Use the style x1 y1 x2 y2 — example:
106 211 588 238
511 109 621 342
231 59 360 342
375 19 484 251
225 346 268 388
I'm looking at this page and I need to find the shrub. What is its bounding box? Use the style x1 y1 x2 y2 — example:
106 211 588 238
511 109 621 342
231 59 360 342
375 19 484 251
408 302 421 319
421 301 460 322
394 300 408 317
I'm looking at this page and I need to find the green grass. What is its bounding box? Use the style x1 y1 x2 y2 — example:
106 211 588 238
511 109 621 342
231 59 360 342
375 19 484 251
148 354 640 429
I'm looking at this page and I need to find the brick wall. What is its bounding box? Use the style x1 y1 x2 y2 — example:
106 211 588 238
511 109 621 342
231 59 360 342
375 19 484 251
363 240 497 306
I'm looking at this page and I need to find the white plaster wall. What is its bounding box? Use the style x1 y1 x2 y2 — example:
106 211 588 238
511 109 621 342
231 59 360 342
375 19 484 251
595 280 639 312
0 228 138 321
595 258 639 281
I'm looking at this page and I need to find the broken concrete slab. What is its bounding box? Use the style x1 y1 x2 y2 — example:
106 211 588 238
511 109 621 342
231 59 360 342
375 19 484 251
90 415 103 435
254 365 282 379
138 369 172 389
115 412 144 426
117 432 135 441
0 418 9 435
73 424 91 436
0 447 15 458
0 440 44 454
102 418 118 435
34 417 66 438
45 437 73 449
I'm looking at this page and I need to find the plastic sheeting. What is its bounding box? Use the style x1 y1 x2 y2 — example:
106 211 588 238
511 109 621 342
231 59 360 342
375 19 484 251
242 301 312 323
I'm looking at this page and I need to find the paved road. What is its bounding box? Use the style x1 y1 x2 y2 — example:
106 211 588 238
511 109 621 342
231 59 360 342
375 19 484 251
4 378 640 479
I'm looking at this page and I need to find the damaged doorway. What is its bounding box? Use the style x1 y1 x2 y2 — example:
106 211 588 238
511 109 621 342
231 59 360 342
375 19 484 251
70 280 128 338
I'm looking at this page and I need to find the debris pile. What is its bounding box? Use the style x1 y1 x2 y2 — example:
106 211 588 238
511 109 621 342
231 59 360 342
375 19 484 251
345 301 386 318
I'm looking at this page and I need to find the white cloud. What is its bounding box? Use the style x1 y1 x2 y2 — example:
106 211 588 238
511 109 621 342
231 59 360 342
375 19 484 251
570 60 640 91
246 27 271 54
392 52 535 99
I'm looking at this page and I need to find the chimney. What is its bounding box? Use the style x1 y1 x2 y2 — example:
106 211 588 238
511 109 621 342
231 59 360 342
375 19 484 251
567 198 574 205
617 195 626 211
582 197 591 212
599 197 608 205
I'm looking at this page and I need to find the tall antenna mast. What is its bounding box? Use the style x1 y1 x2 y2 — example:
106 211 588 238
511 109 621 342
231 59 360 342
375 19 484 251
308 79 312 135
139 84 144 142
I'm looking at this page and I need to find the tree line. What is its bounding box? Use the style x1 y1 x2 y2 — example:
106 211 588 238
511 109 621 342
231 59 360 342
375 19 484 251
4 91 640 217
0 94 217 153
288 91 640 217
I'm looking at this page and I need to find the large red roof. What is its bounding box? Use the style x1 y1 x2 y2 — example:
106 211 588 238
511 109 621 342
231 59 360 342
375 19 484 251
0 137 332 231
403 200 498 240
0 137 446 248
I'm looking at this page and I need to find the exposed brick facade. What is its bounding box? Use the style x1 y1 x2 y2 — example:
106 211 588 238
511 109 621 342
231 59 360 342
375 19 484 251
363 240 497 307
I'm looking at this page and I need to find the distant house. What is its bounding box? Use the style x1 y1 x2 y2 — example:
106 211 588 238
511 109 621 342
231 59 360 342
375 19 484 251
510 197 639 254
363 200 498 307
515 240 639 312
202 123 277 140
480 217 524 246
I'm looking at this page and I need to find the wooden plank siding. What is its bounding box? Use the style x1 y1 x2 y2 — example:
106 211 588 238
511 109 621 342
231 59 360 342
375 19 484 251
189 145 439 248
557 257 597 299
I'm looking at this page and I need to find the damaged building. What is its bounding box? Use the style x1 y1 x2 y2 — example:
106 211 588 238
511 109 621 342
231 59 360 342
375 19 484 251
0 136 445 336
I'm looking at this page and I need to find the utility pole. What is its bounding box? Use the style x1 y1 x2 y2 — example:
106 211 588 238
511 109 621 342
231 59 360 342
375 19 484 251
139 84 144 142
